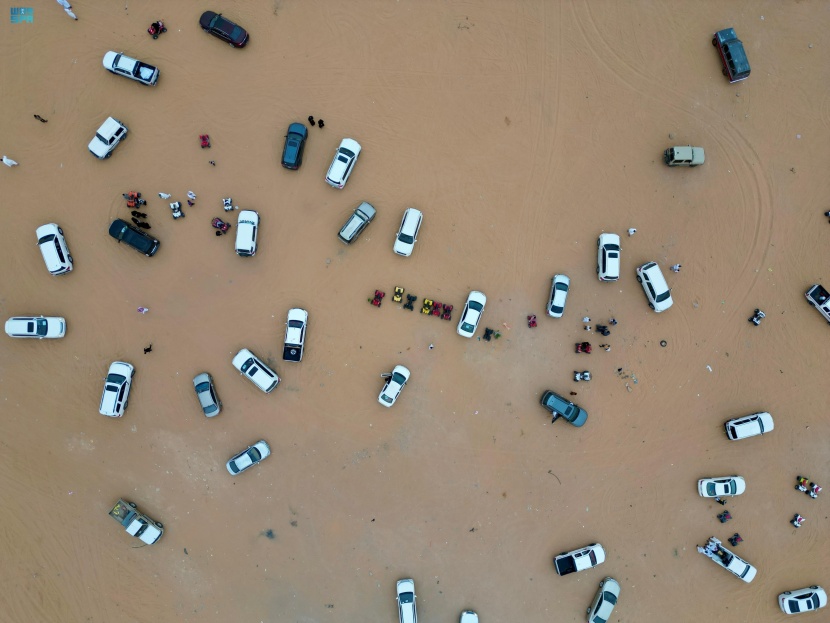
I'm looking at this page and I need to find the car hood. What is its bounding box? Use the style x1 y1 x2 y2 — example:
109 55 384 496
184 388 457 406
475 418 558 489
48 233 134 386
102 51 119 69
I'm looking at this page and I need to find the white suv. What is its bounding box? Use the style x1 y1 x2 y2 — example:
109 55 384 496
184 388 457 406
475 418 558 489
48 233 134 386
724 412 774 440
325 138 361 188
235 210 259 257
396 579 417 623
36 223 73 275
99 361 134 417
88 116 128 159
232 348 279 393
636 262 673 312
597 233 621 281
393 208 423 257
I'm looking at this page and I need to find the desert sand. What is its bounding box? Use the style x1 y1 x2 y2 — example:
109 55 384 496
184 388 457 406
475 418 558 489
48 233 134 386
1 1 829 622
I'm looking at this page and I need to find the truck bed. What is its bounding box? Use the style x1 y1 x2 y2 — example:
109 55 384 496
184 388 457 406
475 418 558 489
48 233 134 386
108 498 134 523
283 344 302 361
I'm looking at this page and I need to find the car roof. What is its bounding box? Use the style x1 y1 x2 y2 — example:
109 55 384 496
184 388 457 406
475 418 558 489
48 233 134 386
97 116 123 138
401 208 422 234
287 308 307 323
339 138 361 154
641 262 669 289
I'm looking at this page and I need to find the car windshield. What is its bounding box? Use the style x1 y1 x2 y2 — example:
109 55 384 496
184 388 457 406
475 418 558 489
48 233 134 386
655 290 671 302
196 382 210 393
381 393 393 404
106 373 126 385
35 318 48 336
469 301 483 312
240 358 254 372
706 482 717 496
727 481 737 494
461 322 475 332
399 592 414 604
756 417 766 433
203 403 218 414
340 148 355 159
248 448 262 462
398 232 414 244
391 372 407 385
288 320 303 328
603 591 617 605
555 282 568 292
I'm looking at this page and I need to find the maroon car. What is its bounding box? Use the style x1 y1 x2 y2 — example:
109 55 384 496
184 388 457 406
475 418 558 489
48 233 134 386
199 11 249 48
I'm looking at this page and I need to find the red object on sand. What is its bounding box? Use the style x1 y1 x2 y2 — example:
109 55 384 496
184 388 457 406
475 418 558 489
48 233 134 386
527 315 537 328
200 134 211 148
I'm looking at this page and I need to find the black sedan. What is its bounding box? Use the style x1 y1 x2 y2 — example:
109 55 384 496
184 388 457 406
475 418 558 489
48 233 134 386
199 11 249 48
281 123 308 169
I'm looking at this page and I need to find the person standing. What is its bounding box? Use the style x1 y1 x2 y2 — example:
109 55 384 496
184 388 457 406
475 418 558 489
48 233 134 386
670 264 681 273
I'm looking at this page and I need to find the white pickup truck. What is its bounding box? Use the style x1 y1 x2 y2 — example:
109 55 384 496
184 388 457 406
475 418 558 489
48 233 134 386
282 308 308 362
553 543 605 576
108 499 163 545
805 284 830 324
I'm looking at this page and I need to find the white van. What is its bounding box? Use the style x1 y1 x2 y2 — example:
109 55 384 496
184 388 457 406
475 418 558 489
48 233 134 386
235 210 259 257
36 223 73 275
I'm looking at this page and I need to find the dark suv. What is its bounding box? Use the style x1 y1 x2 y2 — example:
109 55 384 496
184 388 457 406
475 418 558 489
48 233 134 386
713 28 750 83
540 390 588 427
281 123 308 169
108 219 159 256
200 11 249 48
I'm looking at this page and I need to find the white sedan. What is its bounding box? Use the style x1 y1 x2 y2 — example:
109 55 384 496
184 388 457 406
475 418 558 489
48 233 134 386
779 586 827 615
103 51 159 86
226 440 271 475
547 274 570 318
393 208 423 257
457 290 486 338
460 611 478 623
378 365 410 407
698 476 746 498
5 316 65 338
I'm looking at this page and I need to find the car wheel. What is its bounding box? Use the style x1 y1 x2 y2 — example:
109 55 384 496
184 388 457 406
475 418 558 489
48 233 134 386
58 227 64 235
648 303 655 309
229 42 235 47
559 552 567 556
128 502 136 508
636 275 642 283
596 267 599 273
712 38 718 47
67 255 73 263
156 522 163 528
586 607 591 613
131 369 135 377
597 239 600 248
599 580 604 586
722 67 728 76
810 585 819 589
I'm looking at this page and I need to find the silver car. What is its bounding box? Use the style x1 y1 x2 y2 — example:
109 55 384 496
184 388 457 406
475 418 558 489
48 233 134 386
192 372 222 417
547 274 570 318
587 577 620 623
5 316 66 338
396 579 417 623
226 440 271 475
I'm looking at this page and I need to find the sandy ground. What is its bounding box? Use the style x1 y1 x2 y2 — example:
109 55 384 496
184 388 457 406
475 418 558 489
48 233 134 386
1 1 829 622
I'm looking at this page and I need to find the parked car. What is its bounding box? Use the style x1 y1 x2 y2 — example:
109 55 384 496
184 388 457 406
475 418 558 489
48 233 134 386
281 122 308 169
805 284 830 325
108 499 163 545
5 316 65 339
697 476 746 498
587 577 621 623
636 262 673 312
192 372 222 417
36 223 73 275
338 201 376 244
597 233 621 281
779 586 827 615
235 210 259 257
396 579 417 623
226 440 270 475
102 51 159 86
199 11 249 47
457 290 487 338
99 361 134 417
724 412 774 440
547 274 570 318
108 219 159 256
699 536 756 582
378 365 410 407
459 612 478 623
540 390 588 427
88 116 128 159
713 28 750 83
554 543 605 576
283 308 308 362
393 208 423 257
664 145 704 167
325 138 361 188
232 348 279 393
